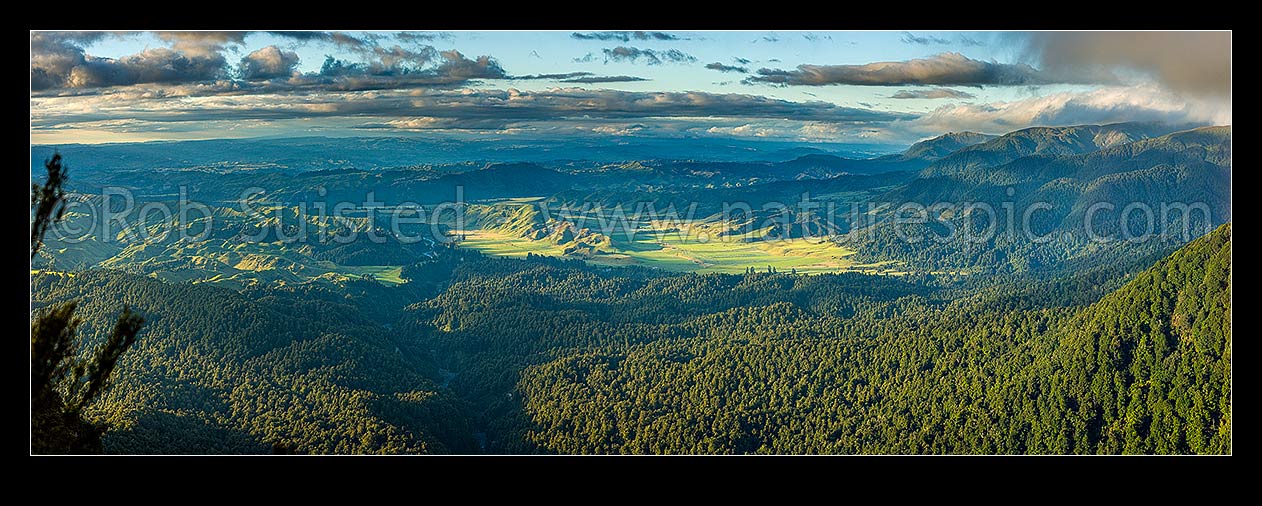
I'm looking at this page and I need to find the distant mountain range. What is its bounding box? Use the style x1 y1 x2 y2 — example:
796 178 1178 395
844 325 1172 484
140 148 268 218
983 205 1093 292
853 123 1230 271
30 135 901 173
34 121 1230 278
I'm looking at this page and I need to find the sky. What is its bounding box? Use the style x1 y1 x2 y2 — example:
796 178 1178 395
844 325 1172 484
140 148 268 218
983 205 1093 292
30 30 1231 147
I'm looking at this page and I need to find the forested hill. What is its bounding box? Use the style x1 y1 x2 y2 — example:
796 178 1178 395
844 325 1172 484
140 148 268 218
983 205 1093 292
29 223 1229 454
920 122 1192 178
1022 222 1231 453
851 125 1230 272
29 266 478 454
516 224 1231 454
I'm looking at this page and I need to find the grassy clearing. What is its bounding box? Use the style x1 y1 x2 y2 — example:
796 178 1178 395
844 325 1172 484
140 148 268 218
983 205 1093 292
458 220 900 275
457 230 570 258
336 265 406 285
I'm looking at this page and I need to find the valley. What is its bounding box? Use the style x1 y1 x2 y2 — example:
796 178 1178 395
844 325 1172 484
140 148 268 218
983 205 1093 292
29 29 1232 458
30 121 1232 455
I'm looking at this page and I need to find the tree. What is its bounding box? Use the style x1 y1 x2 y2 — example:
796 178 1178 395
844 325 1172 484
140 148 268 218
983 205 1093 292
31 153 144 454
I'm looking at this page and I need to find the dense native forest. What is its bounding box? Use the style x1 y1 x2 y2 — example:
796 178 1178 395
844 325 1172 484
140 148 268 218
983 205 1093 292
29 122 1231 454
30 225 1231 454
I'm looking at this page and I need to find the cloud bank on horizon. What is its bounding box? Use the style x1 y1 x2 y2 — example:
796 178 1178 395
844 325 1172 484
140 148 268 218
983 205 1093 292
30 30 1230 145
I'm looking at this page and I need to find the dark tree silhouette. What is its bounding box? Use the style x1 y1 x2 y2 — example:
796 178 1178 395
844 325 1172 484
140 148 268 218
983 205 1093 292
30 153 66 259
31 153 144 454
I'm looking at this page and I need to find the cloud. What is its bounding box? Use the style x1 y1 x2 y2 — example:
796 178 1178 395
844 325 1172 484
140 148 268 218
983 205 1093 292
33 87 910 136
705 123 776 137
561 75 648 83
357 117 509 130
318 45 440 77
508 71 645 83
433 50 506 79
705 62 748 73
268 31 369 49
239 46 301 80
889 88 976 99
396 31 454 43
31 31 113 48
512 72 595 80
33 31 456 92
900 32 988 47
31 31 230 90
900 32 950 45
31 32 101 90
35 48 228 90
602 46 696 65
258 32 508 86
797 122 848 139
744 52 1103 87
590 123 646 135
958 35 986 47
1018 31 1230 96
280 50 504 91
572 31 682 42
734 57 751 65
153 31 248 57
902 84 1229 136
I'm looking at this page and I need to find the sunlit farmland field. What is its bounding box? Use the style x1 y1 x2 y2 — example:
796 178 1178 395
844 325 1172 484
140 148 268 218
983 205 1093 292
455 219 900 275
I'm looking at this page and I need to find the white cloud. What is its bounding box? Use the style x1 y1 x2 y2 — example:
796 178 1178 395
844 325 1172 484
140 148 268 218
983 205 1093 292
901 84 1230 137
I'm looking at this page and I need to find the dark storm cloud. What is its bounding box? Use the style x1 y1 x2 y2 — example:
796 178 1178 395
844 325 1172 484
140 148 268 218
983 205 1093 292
889 88 976 99
1018 31 1230 96
602 47 696 65
744 52 1103 87
571 31 682 42
705 62 748 73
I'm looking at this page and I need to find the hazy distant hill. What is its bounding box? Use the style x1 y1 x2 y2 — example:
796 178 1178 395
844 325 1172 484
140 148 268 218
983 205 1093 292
900 131 997 161
31 135 899 175
853 125 1230 272
922 122 1194 178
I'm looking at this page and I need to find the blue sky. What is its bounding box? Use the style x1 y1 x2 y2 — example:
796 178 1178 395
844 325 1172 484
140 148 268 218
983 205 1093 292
30 31 1230 146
